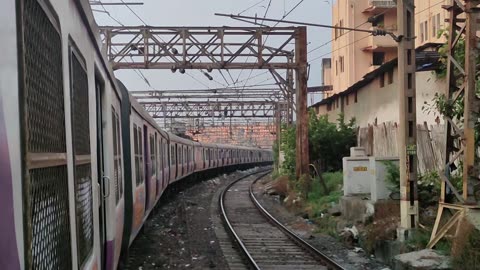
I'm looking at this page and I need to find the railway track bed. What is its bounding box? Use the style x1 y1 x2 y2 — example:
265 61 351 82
220 171 344 270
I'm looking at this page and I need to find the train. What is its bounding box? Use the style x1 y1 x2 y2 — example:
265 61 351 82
0 0 273 269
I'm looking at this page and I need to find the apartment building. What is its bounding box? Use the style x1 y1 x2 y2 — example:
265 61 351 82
329 0 398 94
325 0 447 94
415 0 448 47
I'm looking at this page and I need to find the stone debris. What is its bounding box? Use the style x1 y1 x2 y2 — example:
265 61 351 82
393 249 451 270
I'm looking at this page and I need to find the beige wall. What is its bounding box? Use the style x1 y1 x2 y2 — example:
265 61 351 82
330 0 398 94
326 0 448 95
315 69 445 128
415 0 448 47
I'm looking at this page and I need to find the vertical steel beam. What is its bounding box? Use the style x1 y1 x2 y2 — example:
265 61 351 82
295 27 309 179
287 55 295 126
397 0 419 229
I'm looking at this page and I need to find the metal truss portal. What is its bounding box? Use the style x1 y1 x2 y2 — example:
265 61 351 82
141 100 277 119
100 26 297 70
100 25 309 177
131 88 283 101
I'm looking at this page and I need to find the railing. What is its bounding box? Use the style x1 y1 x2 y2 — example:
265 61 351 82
369 0 397 8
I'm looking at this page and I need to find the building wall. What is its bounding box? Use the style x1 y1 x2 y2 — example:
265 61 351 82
331 0 398 94
415 0 448 47
326 0 447 95
315 69 445 128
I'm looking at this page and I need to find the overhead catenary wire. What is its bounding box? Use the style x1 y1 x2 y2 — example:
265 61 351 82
233 0 305 95
237 0 266 15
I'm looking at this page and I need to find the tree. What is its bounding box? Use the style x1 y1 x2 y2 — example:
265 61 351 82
277 110 356 178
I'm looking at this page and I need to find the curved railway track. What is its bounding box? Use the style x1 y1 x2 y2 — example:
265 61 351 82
220 170 345 270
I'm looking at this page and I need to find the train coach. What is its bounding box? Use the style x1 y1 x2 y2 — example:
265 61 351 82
0 0 273 269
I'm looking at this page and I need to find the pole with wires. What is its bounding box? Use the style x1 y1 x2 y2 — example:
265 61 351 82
397 0 418 231
295 26 309 180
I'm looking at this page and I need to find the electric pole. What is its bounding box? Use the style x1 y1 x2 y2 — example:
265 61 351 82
397 0 419 229
295 27 309 180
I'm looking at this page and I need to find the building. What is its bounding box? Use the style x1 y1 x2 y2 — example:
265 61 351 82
415 0 448 48
312 49 443 128
325 0 448 94
329 0 398 94
311 48 446 172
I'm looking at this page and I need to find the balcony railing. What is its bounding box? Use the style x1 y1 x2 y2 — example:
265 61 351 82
369 0 397 8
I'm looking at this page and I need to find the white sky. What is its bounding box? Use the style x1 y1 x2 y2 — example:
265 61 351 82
93 0 333 105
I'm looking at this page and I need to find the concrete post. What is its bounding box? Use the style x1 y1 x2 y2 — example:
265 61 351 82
295 27 309 180
397 0 419 229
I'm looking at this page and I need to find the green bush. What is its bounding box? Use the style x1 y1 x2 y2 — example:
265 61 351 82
278 110 356 179
306 172 343 217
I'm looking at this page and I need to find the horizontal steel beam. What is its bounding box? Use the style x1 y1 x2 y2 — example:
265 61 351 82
100 26 300 70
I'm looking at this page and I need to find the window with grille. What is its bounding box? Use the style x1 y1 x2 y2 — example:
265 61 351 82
171 145 175 165
133 124 144 186
138 127 144 184
70 46 93 267
112 108 123 203
150 134 155 175
21 0 72 268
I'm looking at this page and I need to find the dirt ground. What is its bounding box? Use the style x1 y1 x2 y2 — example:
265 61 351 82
123 169 389 270
123 173 233 269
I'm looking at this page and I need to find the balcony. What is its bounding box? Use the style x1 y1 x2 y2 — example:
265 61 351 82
362 27 398 52
364 0 396 13
369 0 396 8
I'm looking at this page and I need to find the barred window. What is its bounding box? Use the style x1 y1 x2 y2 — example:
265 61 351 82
70 47 93 266
112 108 123 203
21 0 73 268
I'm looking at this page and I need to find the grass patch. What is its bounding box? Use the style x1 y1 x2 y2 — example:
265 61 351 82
305 172 343 218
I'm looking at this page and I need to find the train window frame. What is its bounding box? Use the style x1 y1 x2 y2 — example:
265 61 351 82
69 40 95 267
138 127 144 184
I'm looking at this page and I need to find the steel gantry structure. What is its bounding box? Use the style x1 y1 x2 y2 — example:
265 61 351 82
140 100 278 119
426 0 480 249
100 26 309 177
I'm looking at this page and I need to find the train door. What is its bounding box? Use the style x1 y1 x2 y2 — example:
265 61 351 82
156 135 161 198
143 125 149 212
95 77 107 269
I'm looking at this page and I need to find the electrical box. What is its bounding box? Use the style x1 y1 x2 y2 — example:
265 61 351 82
343 147 398 202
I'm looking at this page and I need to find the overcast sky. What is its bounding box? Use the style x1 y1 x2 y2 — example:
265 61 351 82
93 0 333 104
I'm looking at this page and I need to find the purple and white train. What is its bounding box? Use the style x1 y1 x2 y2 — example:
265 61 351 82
0 0 273 269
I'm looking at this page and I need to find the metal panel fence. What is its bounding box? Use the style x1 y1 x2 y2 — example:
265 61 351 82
357 121 445 174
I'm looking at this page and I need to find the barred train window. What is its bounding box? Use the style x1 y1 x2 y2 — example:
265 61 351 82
22 0 72 268
138 127 144 184
70 47 94 266
150 134 155 175
112 108 123 203
133 124 139 185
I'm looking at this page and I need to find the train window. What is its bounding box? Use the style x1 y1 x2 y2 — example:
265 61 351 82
70 45 95 266
112 108 123 204
138 127 144 184
179 145 182 164
164 143 168 169
69 44 95 266
21 1 73 267
133 124 139 185
150 134 156 175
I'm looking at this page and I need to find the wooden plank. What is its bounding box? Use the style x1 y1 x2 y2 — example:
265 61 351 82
427 209 463 249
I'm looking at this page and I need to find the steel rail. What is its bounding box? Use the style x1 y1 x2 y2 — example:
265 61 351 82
219 169 272 270
220 169 345 270
250 177 346 270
